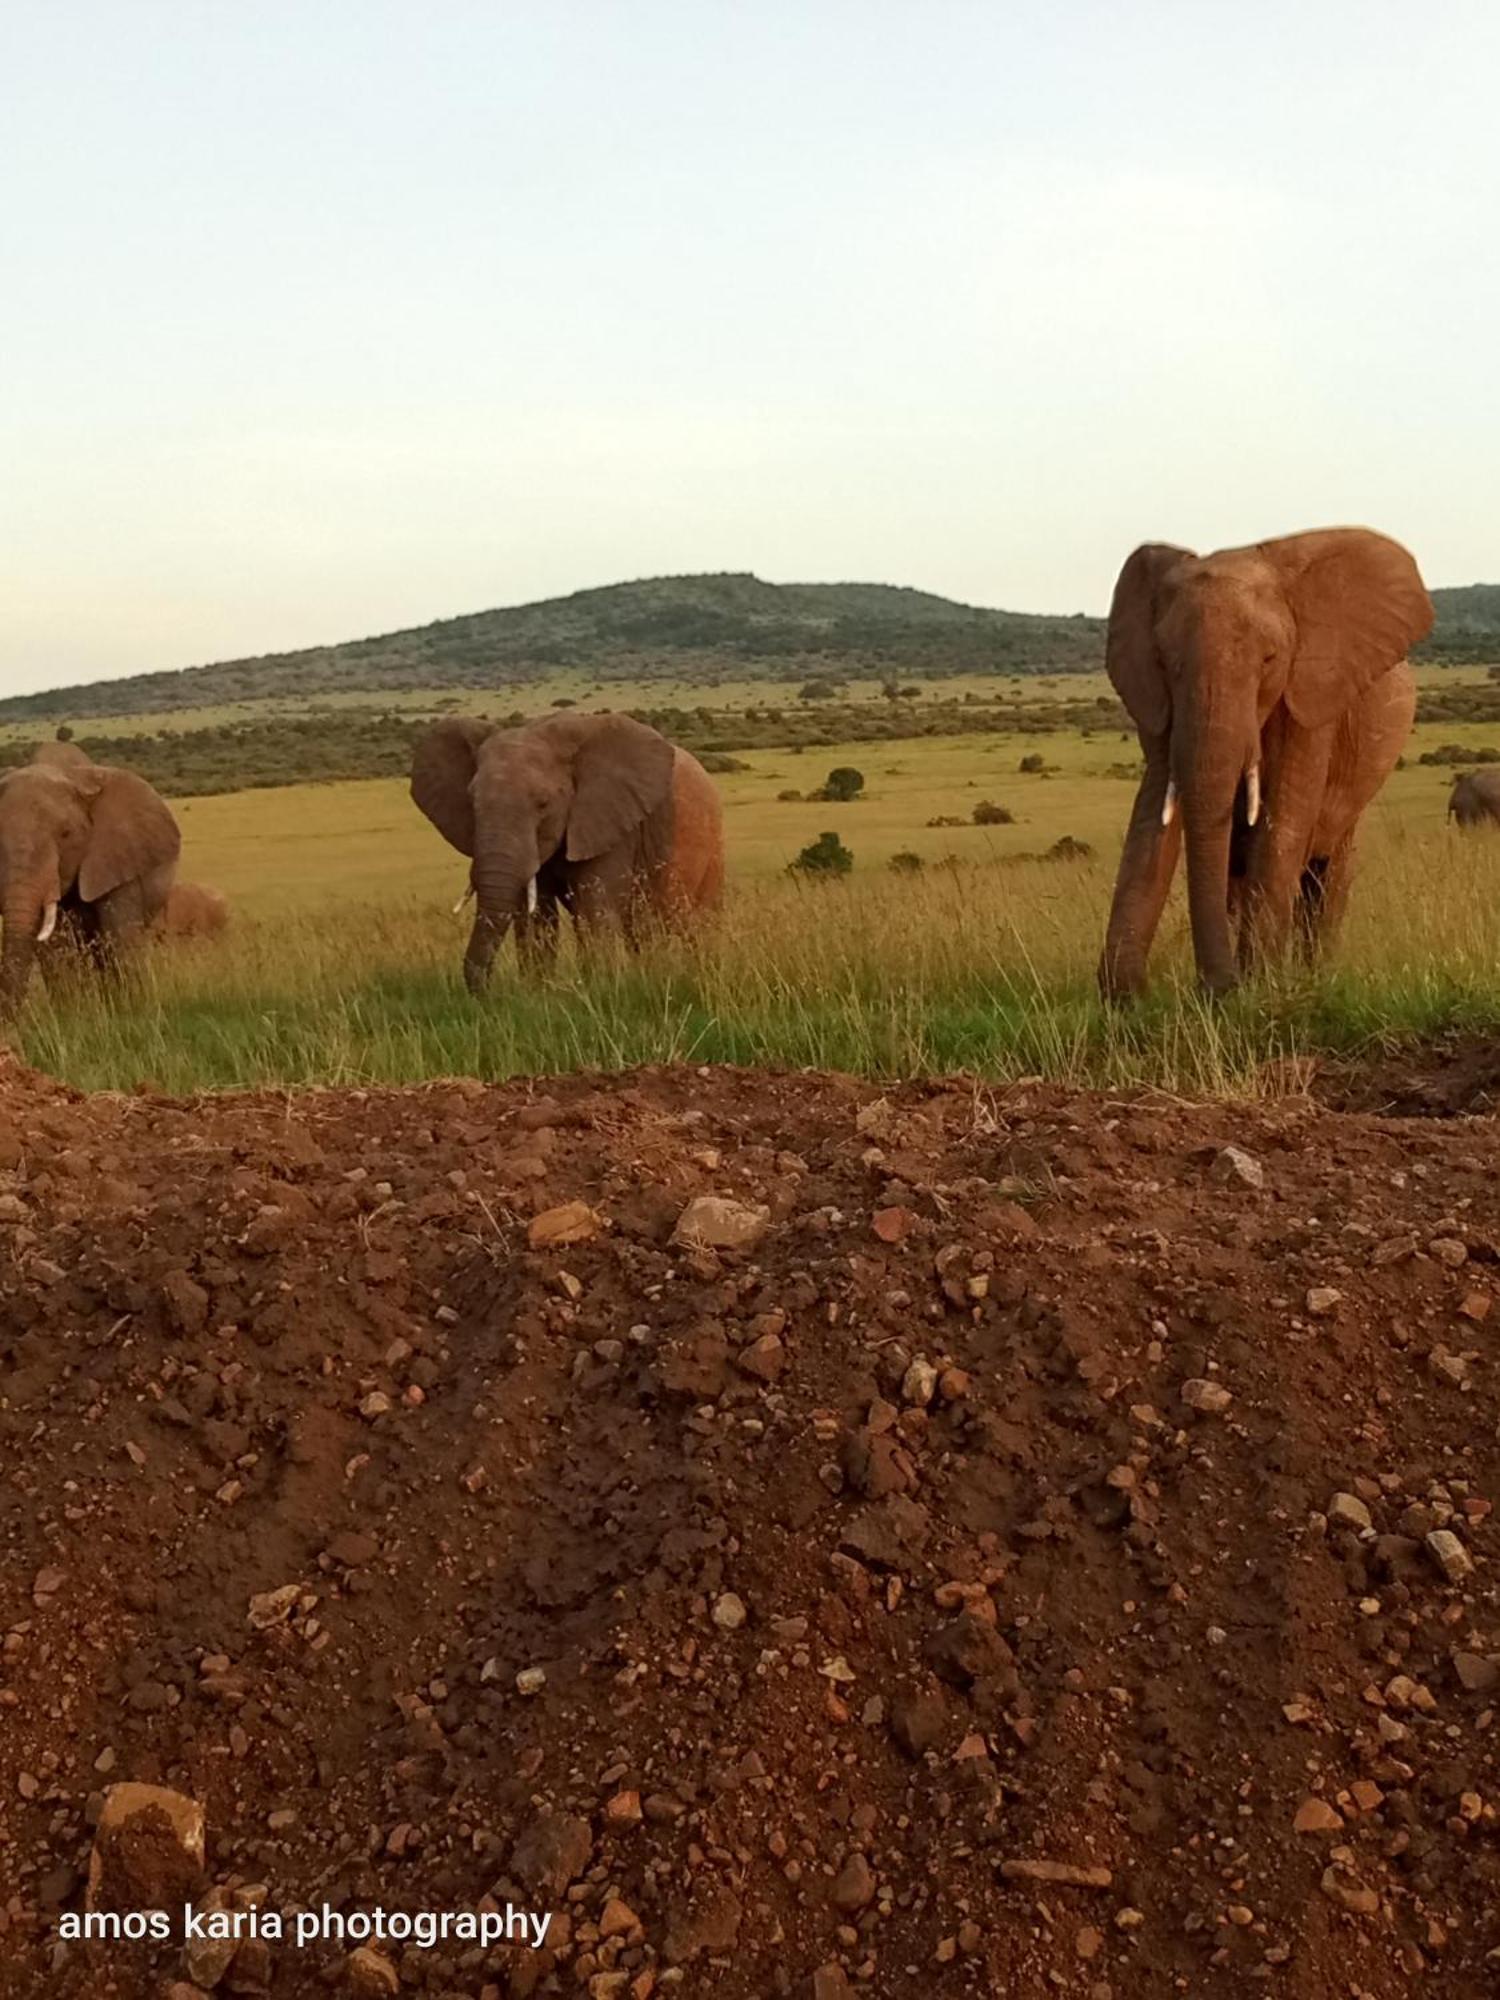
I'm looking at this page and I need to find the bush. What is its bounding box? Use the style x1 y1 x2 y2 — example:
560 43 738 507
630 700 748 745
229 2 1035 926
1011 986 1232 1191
798 680 840 702
697 751 749 773
812 765 865 802
925 814 965 828
1044 835 1093 861
788 831 853 877
777 788 803 801
1018 753 1046 773
972 800 1014 825
888 850 924 873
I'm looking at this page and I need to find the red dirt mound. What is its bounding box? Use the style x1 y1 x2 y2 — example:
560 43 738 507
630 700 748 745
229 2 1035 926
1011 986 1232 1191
3 1051 1500 1998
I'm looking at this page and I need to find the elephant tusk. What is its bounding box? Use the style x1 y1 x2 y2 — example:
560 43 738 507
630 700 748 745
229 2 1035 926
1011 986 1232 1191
1161 779 1178 828
1245 764 1261 827
36 902 58 944
526 875 539 915
451 885 475 916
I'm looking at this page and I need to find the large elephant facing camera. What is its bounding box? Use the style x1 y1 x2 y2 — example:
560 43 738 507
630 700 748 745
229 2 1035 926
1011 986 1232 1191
1099 527 1431 998
0 741 181 1015
411 711 725 991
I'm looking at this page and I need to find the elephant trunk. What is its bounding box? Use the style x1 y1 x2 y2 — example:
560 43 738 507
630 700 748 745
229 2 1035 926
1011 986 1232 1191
463 828 540 994
1176 702 1258 996
1 874 55 1017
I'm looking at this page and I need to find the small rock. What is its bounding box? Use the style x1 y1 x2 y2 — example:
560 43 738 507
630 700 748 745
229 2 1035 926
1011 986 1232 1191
736 1334 786 1383
1453 1651 1500 1694
1429 1236 1468 1268
1213 1146 1264 1190
510 1812 593 1896
1458 1291 1492 1322
811 1963 854 2000
712 1593 748 1631
88 1784 206 1911
515 1667 547 1697
247 1585 302 1631
527 1202 598 1248
872 1207 916 1243
1305 1287 1343 1317
1180 1378 1231 1415
1327 1492 1373 1533
1293 1797 1343 1834
1429 1346 1470 1387
346 1946 401 1996
672 1197 770 1251
831 1852 875 1913
1426 1528 1473 1582
890 1687 948 1758
901 1357 938 1407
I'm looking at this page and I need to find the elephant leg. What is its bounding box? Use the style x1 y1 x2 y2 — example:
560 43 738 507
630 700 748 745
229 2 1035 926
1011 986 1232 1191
1296 835 1356 962
1098 740 1181 1001
1238 727 1333 976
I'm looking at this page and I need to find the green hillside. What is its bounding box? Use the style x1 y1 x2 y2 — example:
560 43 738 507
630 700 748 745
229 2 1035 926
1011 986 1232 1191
2 569 1493 730
0 573 1104 723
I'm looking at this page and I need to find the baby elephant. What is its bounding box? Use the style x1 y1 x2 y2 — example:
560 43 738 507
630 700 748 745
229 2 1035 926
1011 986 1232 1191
153 881 231 939
1448 770 1500 829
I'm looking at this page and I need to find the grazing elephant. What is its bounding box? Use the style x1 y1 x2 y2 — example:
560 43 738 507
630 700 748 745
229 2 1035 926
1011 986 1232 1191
1448 770 1500 829
411 711 725 992
0 742 180 1014
154 881 231 939
1099 526 1432 998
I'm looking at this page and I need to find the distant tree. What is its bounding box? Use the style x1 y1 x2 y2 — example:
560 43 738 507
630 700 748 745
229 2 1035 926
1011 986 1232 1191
798 680 839 702
551 697 576 708
55 724 74 742
813 766 865 802
789 831 853 877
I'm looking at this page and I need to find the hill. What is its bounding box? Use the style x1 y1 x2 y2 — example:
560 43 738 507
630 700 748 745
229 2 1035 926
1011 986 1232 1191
0 573 1105 723
1428 582 1500 661
2 570 1493 734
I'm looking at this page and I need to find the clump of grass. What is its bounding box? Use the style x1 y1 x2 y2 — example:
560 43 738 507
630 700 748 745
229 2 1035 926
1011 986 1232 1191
16 823 1500 1098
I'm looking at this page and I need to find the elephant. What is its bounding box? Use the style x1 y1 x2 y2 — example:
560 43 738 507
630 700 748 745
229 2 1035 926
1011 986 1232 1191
153 881 231 939
1448 770 1500 829
410 711 725 992
1098 526 1432 998
0 741 180 1015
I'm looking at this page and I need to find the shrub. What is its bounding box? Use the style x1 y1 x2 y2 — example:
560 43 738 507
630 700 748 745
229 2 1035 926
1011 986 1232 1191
972 800 1014 825
788 831 853 877
777 788 803 801
798 680 839 702
1044 835 1093 861
697 751 749 773
925 814 965 828
888 850 924 873
812 765 865 802
1018 753 1046 773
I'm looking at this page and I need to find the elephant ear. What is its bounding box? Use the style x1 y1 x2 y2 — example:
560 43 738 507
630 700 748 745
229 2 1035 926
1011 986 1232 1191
410 717 493 857
78 770 181 903
1105 543 1191 737
565 715 675 863
1264 528 1434 731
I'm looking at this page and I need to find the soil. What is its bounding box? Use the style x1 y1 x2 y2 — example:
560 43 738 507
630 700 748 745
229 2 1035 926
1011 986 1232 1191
3 1047 1500 1998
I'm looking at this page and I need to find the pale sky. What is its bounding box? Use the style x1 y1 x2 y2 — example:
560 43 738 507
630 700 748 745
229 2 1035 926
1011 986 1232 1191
3 1 1497 697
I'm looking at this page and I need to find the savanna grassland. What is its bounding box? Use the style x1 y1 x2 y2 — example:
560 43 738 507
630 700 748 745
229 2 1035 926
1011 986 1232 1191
13 677 1500 1099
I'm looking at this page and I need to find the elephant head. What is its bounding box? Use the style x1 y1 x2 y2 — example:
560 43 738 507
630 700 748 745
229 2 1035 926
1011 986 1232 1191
1106 527 1432 992
410 712 675 991
0 748 180 1014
